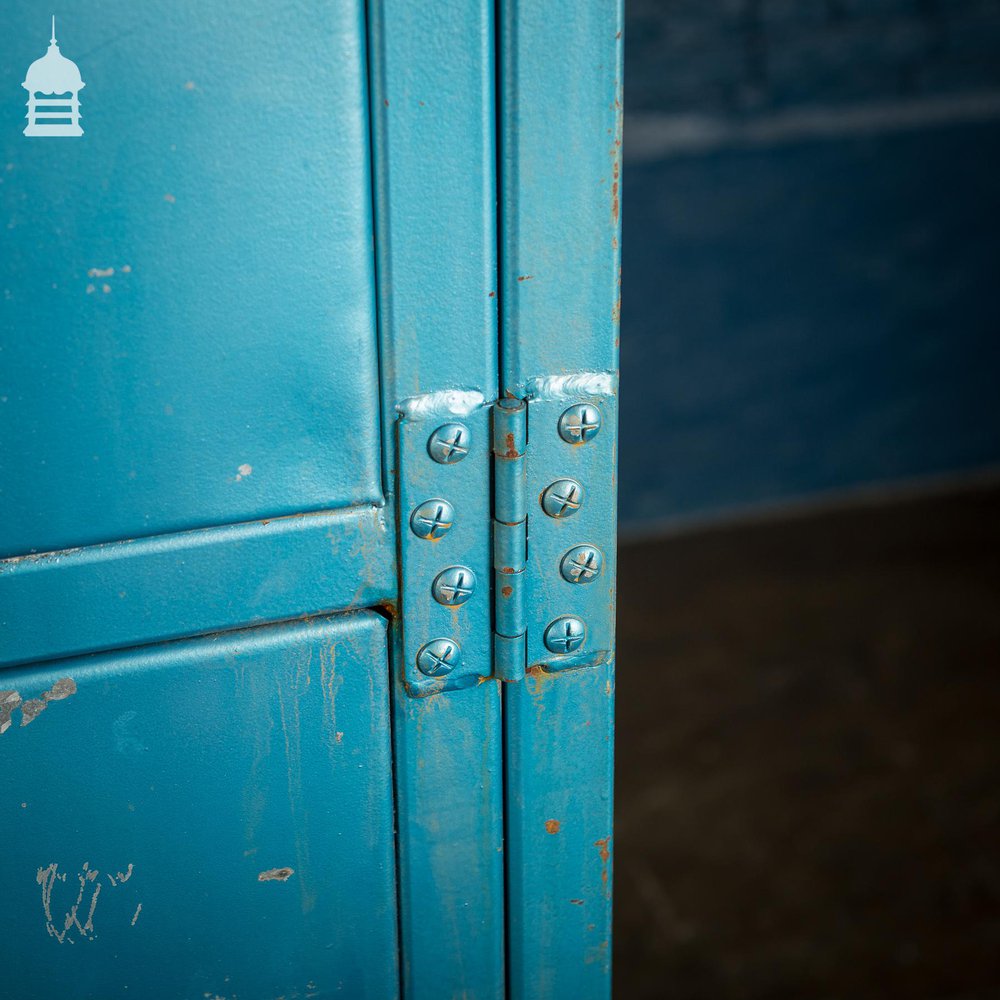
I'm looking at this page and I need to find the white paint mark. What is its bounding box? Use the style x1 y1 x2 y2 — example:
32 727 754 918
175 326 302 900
526 372 616 401
235 463 252 481
397 389 485 418
130 902 142 926
87 267 114 278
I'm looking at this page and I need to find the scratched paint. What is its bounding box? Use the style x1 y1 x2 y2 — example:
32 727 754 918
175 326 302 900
36 861 137 944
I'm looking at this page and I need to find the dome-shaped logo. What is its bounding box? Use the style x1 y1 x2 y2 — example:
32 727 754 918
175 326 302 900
22 16 85 138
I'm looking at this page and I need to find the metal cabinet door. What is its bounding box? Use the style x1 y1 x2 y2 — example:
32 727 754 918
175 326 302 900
1 2 621 997
1 4 413 998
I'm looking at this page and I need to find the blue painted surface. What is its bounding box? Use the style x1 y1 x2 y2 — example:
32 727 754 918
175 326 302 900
506 663 615 997
0 1 382 555
499 0 622 393
499 1 621 995
0 612 399 999
0 504 395 668
619 0 1000 529
367 2 506 995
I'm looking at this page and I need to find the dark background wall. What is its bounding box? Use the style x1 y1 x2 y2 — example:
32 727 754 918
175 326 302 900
618 0 1000 532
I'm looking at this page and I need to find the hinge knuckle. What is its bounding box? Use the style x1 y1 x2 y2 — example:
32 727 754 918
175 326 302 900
492 399 528 681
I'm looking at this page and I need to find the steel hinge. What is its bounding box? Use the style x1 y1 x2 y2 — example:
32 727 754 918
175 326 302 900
397 378 616 697
493 378 617 680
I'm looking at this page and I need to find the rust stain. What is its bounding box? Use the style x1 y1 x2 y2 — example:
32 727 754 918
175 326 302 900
544 819 561 835
595 836 611 887
610 159 620 225
383 98 389 107
488 290 496 298
516 275 533 282
570 898 584 905
258 867 294 883
501 585 513 598
504 432 518 458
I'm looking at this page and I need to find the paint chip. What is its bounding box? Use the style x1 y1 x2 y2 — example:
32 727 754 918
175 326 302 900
164 193 176 203
258 867 294 883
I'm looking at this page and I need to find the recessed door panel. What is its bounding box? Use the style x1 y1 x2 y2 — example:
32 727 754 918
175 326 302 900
0 1 382 556
0 611 398 1000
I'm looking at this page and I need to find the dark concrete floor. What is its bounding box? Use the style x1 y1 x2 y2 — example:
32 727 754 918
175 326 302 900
613 485 1000 999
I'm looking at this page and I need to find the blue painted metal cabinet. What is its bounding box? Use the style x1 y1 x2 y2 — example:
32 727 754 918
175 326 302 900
0 2 622 997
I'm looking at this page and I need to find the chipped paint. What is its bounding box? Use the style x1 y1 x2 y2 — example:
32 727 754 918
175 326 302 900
258 867 294 883
17 677 76 728
0 690 21 733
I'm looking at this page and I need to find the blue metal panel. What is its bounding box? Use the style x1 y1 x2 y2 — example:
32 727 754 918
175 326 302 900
0 504 394 668
392 678 505 998
499 0 624 394
506 664 615 997
0 611 399 999
367 1 505 995
0 1 382 555
499 2 622 995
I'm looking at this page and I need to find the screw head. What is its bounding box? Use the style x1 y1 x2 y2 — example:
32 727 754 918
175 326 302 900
560 544 604 584
558 404 602 444
544 616 587 654
427 422 471 465
410 498 456 540
541 478 584 519
416 638 461 677
432 565 477 606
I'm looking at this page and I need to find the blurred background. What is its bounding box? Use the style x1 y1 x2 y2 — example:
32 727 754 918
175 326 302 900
613 1 1000 996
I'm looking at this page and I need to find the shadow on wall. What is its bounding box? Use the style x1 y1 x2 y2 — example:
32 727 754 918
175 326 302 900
618 0 1000 533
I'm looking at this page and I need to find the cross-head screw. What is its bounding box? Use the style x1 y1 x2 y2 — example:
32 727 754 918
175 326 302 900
560 544 604 584
558 403 602 444
432 565 477 606
416 638 461 677
410 498 455 540
541 478 584 519
427 422 471 465
544 616 587 654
